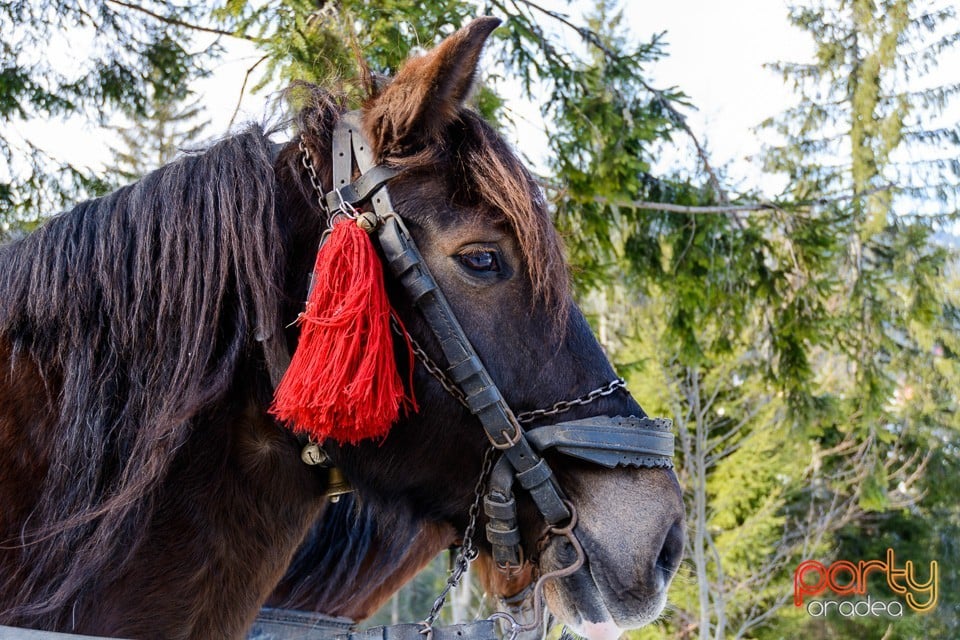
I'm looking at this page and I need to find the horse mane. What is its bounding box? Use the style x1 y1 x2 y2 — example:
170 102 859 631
0 126 284 618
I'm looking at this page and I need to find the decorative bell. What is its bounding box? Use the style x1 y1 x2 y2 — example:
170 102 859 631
301 442 328 466
325 467 353 503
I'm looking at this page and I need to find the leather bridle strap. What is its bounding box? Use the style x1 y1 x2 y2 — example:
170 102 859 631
526 416 675 469
377 213 572 526
330 111 398 216
312 108 675 560
325 110 571 526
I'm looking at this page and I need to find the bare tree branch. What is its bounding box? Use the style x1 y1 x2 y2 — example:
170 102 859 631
105 0 264 43
539 182 897 216
227 53 270 131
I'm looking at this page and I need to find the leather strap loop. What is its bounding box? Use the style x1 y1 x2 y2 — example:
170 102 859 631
515 458 553 491
387 249 420 277
483 494 517 521
485 524 521 547
465 386 501 414
404 273 438 303
448 355 484 384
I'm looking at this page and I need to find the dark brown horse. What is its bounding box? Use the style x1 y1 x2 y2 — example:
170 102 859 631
0 18 683 640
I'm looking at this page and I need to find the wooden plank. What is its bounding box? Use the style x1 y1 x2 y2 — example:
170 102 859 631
0 626 123 640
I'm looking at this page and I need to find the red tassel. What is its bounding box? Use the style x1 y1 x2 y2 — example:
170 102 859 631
271 218 416 444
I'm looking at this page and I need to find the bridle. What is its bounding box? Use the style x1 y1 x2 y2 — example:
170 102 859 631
295 110 674 638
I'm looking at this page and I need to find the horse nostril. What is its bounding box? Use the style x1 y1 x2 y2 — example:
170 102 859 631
656 520 684 584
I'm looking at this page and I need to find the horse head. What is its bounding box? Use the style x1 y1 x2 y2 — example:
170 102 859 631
280 18 685 638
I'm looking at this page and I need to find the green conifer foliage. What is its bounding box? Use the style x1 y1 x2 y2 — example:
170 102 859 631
0 2 213 234
107 92 209 184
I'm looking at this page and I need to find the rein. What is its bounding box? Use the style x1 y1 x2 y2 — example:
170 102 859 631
291 110 675 639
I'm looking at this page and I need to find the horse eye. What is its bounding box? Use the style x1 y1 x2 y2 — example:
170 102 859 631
458 249 500 273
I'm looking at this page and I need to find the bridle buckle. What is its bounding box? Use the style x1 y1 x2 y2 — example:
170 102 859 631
490 423 523 450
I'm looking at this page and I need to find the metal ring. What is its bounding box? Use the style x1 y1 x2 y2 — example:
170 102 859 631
327 185 360 220
496 548 526 578
417 621 434 639
488 612 521 640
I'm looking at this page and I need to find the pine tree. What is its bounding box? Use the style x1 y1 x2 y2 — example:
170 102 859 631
754 0 960 636
0 2 215 232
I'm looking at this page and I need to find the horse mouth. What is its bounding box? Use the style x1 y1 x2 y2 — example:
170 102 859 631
537 533 670 639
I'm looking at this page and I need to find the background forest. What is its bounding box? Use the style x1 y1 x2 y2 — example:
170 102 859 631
2 1 958 638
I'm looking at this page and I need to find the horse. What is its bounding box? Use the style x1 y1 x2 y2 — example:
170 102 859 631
0 17 684 640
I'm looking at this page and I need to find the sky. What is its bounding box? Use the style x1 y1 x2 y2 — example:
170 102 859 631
631 0 814 191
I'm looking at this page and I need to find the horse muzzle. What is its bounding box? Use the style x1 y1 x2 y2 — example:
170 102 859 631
484 415 674 573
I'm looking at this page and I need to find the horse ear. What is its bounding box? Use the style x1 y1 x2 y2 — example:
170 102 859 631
364 16 501 157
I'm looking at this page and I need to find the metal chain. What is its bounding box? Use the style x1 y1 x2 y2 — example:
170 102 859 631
423 446 496 627
513 378 626 424
299 134 326 212
486 501 585 640
393 313 626 424
392 316 469 408
300 135 363 245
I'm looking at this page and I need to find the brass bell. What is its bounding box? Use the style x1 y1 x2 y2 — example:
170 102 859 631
325 467 354 503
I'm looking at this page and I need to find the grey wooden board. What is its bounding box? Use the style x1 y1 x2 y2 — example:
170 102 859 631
0 608 354 640
248 608 355 639
0 627 123 640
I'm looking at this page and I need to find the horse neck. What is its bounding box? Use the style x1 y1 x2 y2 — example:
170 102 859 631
267 496 455 620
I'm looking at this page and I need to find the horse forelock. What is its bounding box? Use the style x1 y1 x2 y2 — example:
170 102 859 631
450 111 571 321
0 126 284 622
